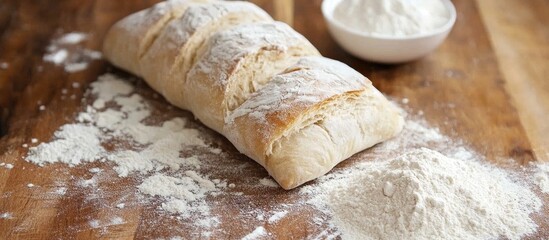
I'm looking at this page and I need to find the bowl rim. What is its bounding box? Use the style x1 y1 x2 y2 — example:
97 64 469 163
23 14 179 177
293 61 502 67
321 0 457 40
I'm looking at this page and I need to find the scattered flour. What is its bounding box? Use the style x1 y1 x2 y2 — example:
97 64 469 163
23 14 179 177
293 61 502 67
4 163 13 169
27 183 35 188
88 219 100 228
43 49 68 65
57 32 87 44
301 148 542 240
0 212 13 219
42 32 102 73
24 73 227 231
79 177 97 188
110 216 125 225
533 163 549 193
55 187 67 195
17 72 547 238
137 172 225 222
267 210 288 224
377 118 444 152
27 124 104 166
65 62 89 72
242 226 268 240
258 178 278 188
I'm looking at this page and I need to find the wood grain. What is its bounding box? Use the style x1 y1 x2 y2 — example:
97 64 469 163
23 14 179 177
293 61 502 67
0 0 547 239
272 0 294 26
294 0 535 163
0 1 158 239
476 0 549 161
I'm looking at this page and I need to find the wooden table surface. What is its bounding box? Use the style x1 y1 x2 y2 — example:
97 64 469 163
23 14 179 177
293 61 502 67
0 0 548 239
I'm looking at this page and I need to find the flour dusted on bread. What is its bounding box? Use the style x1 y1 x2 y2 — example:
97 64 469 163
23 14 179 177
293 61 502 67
103 0 209 76
225 57 403 189
102 0 403 189
141 1 272 101
225 57 369 125
186 22 320 132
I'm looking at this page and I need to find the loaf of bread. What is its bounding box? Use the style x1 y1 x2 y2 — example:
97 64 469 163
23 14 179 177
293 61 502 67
103 0 404 189
103 0 205 78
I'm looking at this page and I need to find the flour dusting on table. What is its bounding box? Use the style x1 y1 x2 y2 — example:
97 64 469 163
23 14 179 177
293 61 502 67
42 32 102 73
0 61 10 69
17 73 547 239
242 226 269 240
24 74 229 233
0 212 13 219
533 163 549 193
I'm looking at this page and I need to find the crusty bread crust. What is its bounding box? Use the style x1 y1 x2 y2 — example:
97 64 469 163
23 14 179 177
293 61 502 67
103 1 403 190
102 0 204 78
141 1 273 109
185 22 320 132
224 57 404 189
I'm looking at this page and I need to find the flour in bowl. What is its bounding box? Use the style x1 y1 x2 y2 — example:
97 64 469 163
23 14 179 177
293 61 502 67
333 0 450 36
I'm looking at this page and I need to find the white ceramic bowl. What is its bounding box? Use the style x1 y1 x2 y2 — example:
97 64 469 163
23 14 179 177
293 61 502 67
321 0 457 63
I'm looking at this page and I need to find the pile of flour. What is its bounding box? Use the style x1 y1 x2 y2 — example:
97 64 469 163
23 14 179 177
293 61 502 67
301 148 542 240
298 101 545 240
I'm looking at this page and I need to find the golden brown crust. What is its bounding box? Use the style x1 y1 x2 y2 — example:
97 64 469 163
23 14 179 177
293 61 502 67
225 57 403 189
140 1 273 109
103 2 403 190
102 0 199 78
185 22 320 132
